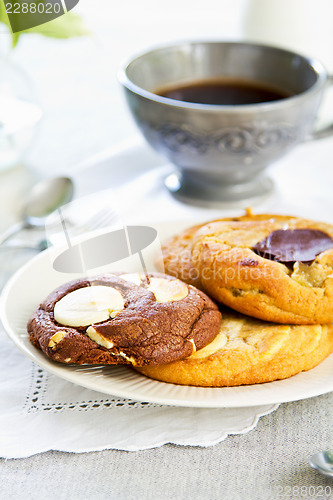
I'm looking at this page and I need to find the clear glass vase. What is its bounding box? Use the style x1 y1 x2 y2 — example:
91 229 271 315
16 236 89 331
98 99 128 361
0 55 42 171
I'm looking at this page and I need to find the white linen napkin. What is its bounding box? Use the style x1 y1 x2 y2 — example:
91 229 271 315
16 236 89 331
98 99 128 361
0 323 277 459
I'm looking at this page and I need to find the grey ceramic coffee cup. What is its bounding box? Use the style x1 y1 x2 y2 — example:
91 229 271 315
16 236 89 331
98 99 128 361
119 41 333 207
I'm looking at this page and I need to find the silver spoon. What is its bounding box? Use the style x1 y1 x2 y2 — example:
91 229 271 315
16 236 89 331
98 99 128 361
0 176 74 245
309 450 333 478
0 240 49 251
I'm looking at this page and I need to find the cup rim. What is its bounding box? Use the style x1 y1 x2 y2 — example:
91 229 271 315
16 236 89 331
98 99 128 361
119 40 327 112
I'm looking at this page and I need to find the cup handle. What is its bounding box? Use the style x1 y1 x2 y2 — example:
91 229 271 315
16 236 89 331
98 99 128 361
310 75 333 140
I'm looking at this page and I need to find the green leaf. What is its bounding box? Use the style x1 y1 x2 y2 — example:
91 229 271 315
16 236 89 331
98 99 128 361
11 31 20 47
19 11 90 39
0 0 17 47
0 1 9 26
0 0 89 48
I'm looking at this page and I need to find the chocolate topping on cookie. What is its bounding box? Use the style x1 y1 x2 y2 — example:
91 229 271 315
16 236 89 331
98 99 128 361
28 273 221 366
252 229 333 264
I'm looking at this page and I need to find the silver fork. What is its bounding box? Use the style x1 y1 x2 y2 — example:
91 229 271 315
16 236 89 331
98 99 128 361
0 206 118 252
54 206 117 240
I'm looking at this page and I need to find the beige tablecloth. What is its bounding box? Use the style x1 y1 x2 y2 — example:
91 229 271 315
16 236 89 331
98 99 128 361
1 393 333 499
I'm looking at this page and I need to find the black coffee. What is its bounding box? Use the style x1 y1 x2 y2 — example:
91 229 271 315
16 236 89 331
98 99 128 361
156 78 292 105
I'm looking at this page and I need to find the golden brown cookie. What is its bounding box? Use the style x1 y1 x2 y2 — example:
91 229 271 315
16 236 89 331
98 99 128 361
157 212 286 288
159 214 333 324
28 272 221 366
156 223 203 288
136 309 333 387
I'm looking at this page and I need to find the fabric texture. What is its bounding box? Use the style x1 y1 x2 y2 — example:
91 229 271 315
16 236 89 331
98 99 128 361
0 324 277 458
1 393 332 499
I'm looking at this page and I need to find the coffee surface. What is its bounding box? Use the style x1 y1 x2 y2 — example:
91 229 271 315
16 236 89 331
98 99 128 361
253 229 333 264
156 78 292 105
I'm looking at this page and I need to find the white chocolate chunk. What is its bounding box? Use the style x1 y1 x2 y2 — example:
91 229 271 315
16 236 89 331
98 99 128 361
119 273 142 286
147 278 188 303
118 351 137 365
189 330 228 359
188 339 197 354
54 286 124 327
86 326 114 349
48 330 67 348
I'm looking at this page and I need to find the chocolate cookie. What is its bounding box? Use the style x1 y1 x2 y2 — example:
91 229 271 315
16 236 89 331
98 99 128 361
28 272 221 366
137 309 333 387
159 213 333 324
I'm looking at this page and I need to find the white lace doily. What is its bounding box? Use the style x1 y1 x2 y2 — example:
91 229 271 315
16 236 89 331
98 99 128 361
0 325 278 459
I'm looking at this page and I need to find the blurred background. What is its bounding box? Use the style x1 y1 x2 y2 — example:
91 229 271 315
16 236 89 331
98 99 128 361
1 0 249 175
1 0 333 231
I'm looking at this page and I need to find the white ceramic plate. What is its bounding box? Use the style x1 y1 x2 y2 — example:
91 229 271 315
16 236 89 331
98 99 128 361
1 220 333 408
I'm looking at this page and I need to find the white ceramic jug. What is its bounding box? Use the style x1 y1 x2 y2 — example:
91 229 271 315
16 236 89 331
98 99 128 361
243 0 333 72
